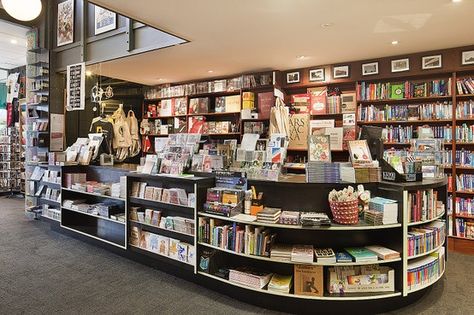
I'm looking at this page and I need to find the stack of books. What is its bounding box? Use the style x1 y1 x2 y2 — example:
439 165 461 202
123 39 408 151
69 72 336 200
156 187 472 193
268 274 293 293
365 245 400 260
314 248 336 263
279 211 300 225
270 244 292 261
300 212 331 226
344 247 379 262
257 207 282 224
306 162 340 183
354 167 381 183
367 197 398 224
291 245 314 263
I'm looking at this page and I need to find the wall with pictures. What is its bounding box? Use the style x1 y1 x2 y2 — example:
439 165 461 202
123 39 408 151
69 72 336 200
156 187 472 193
281 45 474 88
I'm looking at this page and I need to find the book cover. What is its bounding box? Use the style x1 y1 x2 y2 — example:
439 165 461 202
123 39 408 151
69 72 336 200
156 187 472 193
268 274 293 293
336 251 353 262
215 97 226 113
308 135 331 162
225 95 241 112
294 265 323 296
407 105 420 121
390 84 405 99
158 236 170 256
344 247 379 262
365 245 400 260
310 94 327 115
341 92 357 113
348 140 372 165
288 113 310 150
257 92 274 119
169 238 180 259
325 127 343 151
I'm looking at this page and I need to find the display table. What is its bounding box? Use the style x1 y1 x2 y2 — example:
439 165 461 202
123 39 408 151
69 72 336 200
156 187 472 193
43 165 447 314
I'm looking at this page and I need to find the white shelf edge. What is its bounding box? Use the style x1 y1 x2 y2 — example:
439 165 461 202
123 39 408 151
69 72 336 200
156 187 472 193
62 187 125 201
198 242 401 266
407 239 446 260
62 206 126 225
198 271 401 301
407 212 446 226
129 244 193 266
198 212 402 231
406 267 445 294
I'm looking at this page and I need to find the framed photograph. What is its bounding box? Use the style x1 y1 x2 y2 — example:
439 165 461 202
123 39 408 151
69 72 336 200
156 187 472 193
286 71 300 84
462 50 474 65
391 58 410 72
309 68 325 82
94 6 117 35
362 62 379 76
333 65 349 79
422 55 442 70
57 0 74 47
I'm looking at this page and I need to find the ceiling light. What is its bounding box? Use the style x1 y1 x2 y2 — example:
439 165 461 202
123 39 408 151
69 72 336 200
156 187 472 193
296 55 306 60
207 70 214 73
452 0 462 3
10 39 18 44
85 71 93 77
1 0 42 21
320 23 333 28
391 40 399 45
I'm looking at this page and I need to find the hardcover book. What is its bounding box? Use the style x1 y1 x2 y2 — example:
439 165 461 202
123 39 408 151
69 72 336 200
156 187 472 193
257 92 274 119
390 84 405 99
308 135 331 162
310 94 327 115
341 92 357 113
294 265 323 296
288 113 310 150
335 250 353 262
225 95 241 112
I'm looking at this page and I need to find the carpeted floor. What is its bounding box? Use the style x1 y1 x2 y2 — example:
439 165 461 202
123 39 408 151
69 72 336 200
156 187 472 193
0 196 473 315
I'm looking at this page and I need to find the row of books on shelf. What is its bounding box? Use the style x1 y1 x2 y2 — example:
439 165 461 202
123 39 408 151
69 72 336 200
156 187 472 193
200 252 395 295
144 73 272 99
130 228 195 264
455 218 474 239
357 79 451 101
129 207 195 236
407 189 444 223
407 221 445 257
381 125 451 144
146 98 187 117
130 181 195 207
453 173 474 192
456 100 474 118
455 123 474 143
357 102 452 122
456 77 474 95
62 199 125 222
290 91 356 115
36 186 60 201
188 117 237 134
442 150 474 167
407 247 445 290
448 195 474 217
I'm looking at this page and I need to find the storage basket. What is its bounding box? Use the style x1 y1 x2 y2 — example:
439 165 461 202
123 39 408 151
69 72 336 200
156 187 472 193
329 199 359 225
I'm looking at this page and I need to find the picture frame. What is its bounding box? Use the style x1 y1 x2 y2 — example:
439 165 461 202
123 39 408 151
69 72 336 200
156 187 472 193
57 0 74 47
391 58 410 72
462 50 474 65
333 65 349 79
286 71 300 84
309 68 325 82
362 62 379 76
422 55 442 70
94 5 117 35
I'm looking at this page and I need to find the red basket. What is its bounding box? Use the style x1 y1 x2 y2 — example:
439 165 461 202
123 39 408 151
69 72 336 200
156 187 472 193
329 199 359 225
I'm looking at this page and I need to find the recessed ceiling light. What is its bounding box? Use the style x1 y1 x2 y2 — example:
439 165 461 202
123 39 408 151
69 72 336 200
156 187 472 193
207 70 214 73
452 0 462 3
296 55 306 60
320 23 333 28
10 39 17 44
391 40 399 45
85 70 92 77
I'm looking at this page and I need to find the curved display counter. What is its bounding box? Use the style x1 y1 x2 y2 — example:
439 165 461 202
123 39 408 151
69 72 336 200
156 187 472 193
46 165 447 314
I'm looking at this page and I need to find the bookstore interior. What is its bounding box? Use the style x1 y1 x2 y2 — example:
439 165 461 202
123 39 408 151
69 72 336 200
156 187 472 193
2 0 474 313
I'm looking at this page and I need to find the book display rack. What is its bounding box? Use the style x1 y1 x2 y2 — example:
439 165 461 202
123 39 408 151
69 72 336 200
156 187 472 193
0 126 22 194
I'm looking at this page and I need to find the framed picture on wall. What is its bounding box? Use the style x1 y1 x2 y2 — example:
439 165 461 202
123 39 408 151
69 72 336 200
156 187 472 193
333 65 349 79
391 58 410 72
362 62 379 76
94 6 117 35
422 55 442 70
286 71 300 84
309 68 325 82
57 0 74 47
462 50 474 65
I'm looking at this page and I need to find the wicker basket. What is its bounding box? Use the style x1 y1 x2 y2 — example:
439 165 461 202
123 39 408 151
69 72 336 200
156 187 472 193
329 199 359 225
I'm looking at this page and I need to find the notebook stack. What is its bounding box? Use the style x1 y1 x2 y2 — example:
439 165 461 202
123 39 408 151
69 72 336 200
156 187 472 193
344 247 379 263
279 211 300 225
300 212 331 226
367 197 398 225
291 245 314 264
270 244 292 261
257 207 282 224
306 162 341 183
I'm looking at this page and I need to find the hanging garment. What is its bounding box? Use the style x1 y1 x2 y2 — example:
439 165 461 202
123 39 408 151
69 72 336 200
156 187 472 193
127 110 141 157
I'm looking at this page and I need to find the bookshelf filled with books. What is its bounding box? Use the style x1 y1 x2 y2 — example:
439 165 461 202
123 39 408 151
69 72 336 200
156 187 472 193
141 72 278 153
195 177 447 305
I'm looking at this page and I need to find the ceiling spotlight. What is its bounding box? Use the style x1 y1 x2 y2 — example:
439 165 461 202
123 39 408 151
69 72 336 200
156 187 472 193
296 55 306 60
10 39 18 44
1 0 42 21
391 40 399 45
85 71 93 77
452 0 462 3
320 23 333 28
207 70 214 73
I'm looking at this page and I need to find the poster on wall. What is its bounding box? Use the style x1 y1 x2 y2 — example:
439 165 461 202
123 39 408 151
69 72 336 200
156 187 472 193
50 113 64 151
57 0 74 47
66 62 85 111
94 6 117 35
